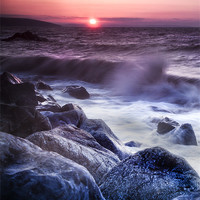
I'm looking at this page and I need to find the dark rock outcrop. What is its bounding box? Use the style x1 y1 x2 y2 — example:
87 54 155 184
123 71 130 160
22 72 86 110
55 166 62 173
80 119 130 160
42 104 87 128
63 85 90 99
36 101 62 112
173 123 198 146
1 132 105 200
157 117 179 134
100 147 200 200
27 125 119 184
0 72 38 106
36 81 53 90
0 104 51 137
2 31 48 42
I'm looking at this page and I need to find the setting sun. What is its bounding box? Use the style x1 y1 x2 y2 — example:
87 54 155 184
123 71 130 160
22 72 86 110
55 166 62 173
89 18 97 25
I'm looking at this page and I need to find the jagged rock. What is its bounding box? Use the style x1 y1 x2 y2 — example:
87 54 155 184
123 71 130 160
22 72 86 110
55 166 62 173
0 72 38 106
63 85 90 99
47 95 57 102
80 119 129 160
172 123 198 146
36 93 47 102
125 140 141 147
27 125 119 184
36 81 53 90
41 103 87 128
0 104 51 137
0 132 105 200
36 101 62 112
157 117 179 134
2 31 48 42
100 147 200 200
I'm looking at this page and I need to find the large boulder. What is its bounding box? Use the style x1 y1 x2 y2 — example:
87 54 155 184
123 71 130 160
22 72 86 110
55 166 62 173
2 31 48 42
63 85 90 99
100 147 200 200
42 104 87 128
0 104 51 137
0 132 105 200
80 119 130 160
27 125 119 184
0 72 38 106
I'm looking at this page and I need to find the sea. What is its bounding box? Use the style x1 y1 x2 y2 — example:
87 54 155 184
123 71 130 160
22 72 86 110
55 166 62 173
1 26 200 174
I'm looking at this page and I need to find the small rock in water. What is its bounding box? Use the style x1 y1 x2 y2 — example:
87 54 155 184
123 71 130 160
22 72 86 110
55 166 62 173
2 31 48 42
125 140 141 147
157 117 179 134
36 101 62 112
100 147 200 200
63 85 90 99
36 81 53 90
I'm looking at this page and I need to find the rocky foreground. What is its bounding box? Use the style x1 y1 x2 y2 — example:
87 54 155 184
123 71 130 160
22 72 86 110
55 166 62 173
0 72 200 200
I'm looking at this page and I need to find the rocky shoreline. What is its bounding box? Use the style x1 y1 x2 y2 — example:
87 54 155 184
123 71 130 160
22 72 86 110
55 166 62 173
1 72 200 200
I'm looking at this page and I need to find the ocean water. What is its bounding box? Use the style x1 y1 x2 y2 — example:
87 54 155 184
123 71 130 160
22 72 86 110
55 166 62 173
1 27 200 174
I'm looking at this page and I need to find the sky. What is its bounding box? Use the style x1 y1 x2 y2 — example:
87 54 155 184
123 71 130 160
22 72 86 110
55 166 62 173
1 0 200 26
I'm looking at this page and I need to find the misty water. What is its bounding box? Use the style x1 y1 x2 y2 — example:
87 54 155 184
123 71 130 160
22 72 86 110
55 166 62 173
1 26 200 174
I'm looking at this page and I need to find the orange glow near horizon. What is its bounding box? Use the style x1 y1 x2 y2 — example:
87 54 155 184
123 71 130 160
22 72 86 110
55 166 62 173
1 0 199 26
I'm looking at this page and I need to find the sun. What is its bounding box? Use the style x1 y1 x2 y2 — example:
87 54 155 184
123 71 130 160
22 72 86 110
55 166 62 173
89 18 97 25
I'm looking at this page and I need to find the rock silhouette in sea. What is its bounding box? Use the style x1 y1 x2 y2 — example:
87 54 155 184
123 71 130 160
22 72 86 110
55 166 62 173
0 72 38 106
100 147 200 200
27 125 119 184
63 85 90 99
0 104 51 137
1 132 105 200
80 119 130 160
36 80 53 90
2 31 48 42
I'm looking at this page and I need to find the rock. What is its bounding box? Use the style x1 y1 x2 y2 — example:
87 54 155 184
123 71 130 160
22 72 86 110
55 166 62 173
36 93 47 102
172 192 200 200
61 103 81 112
2 31 48 42
157 117 179 134
125 140 141 147
63 85 90 99
0 72 38 106
0 104 51 137
100 147 200 200
1 132 105 200
36 101 62 112
42 104 87 128
172 123 198 146
27 125 119 184
47 94 57 102
36 80 53 90
80 119 129 160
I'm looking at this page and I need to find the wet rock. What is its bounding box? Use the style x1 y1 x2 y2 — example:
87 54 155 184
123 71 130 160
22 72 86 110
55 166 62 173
125 140 141 147
2 31 48 42
47 94 57 102
27 125 119 184
36 93 47 102
0 72 38 106
173 123 198 146
63 85 90 99
100 147 200 200
36 80 53 90
36 101 62 112
157 117 179 134
42 104 87 128
0 104 51 137
1 132 105 200
172 192 200 200
80 119 130 160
